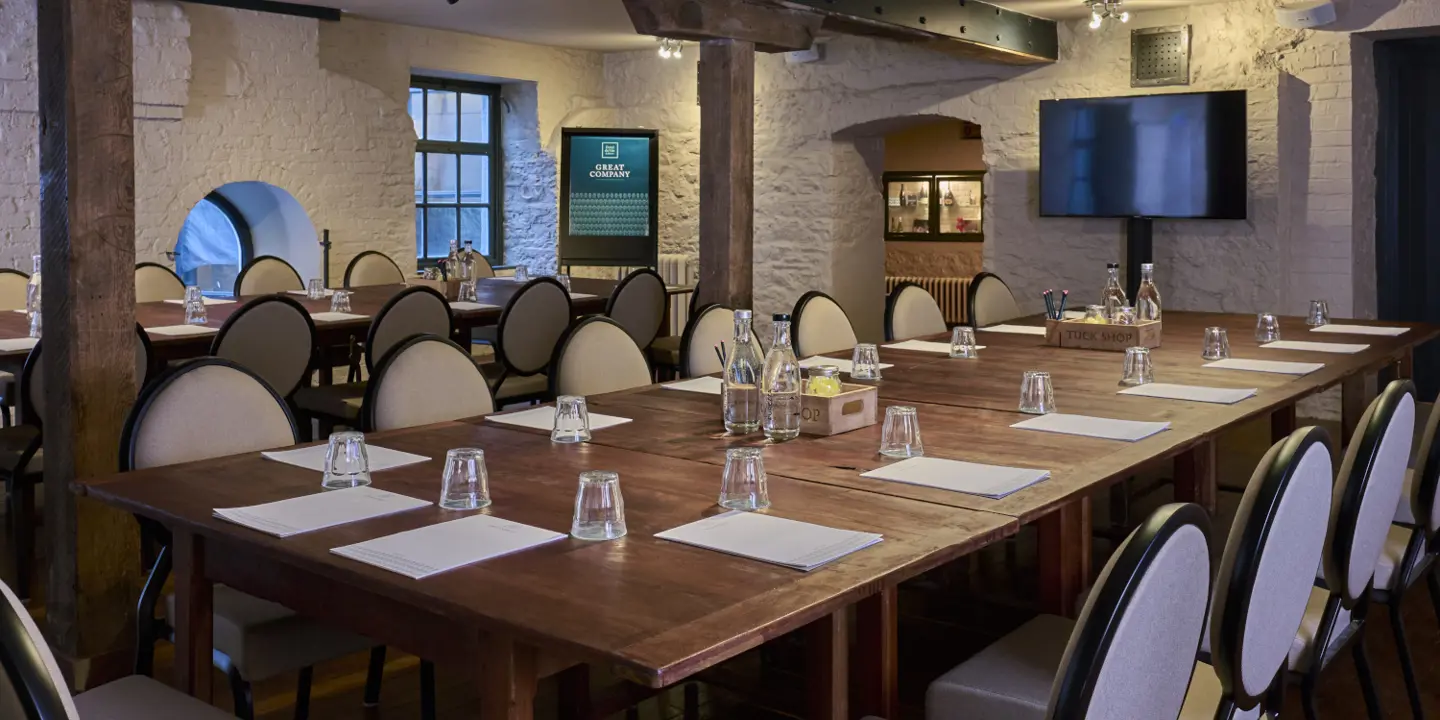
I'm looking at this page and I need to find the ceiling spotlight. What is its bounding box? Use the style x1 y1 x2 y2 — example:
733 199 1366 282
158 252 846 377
656 37 683 60
1084 0 1129 29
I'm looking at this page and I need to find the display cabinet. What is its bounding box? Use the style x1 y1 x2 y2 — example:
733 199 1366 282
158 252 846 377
884 171 984 242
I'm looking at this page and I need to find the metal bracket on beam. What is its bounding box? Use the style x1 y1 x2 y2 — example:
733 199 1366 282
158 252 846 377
781 0 1058 63
177 0 342 22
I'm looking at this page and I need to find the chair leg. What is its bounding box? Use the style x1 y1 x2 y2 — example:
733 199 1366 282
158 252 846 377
229 665 255 720
294 666 314 720
1301 670 1320 720
683 683 700 720
10 475 33 600
1352 635 1384 720
1427 569 1440 628
133 544 172 676
362 646 386 707
420 660 437 720
1389 601 1426 720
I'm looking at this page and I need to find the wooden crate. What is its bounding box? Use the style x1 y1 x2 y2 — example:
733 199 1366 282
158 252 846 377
800 384 878 436
1044 318 1162 351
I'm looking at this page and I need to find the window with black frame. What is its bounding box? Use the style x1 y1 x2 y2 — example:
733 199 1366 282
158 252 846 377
409 77 502 266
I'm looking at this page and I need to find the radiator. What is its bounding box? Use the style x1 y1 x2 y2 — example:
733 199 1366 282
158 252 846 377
658 253 695 335
886 276 971 326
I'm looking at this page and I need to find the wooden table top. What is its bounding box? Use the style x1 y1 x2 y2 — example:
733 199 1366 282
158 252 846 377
77 421 1015 687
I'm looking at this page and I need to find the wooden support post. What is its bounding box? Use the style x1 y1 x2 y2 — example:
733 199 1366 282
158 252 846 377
1173 439 1218 515
1037 498 1091 617
172 531 213 701
854 585 899 719
37 0 141 684
804 609 848 720
697 40 755 309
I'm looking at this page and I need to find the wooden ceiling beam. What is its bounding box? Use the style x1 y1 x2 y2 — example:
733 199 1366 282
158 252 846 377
621 0 823 53
780 0 1058 64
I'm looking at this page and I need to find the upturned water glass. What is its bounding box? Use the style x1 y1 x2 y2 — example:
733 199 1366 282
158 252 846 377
571 471 626 541
457 279 478 303
513 265 530 282
719 447 769 511
1255 313 1282 343
183 286 207 325
330 290 353 313
879 406 924 458
1306 300 1331 327
950 326 979 359
1202 327 1231 360
552 395 592 443
1019 371 1057 415
307 278 326 300
851 343 883 380
322 431 371 490
1120 347 1155 386
556 273 572 292
439 448 490 510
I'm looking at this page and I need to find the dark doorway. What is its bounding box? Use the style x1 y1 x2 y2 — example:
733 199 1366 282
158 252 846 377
1376 37 1440 398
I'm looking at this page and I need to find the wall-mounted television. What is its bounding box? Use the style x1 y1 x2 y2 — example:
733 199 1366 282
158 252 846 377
1039 90 1248 219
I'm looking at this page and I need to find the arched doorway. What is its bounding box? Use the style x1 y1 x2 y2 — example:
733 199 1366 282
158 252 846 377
174 181 320 295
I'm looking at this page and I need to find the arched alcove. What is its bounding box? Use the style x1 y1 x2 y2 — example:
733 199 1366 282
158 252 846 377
174 181 320 295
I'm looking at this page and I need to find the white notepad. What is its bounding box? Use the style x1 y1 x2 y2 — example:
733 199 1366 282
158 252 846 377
1261 340 1369 354
1204 358 1325 375
213 487 430 538
978 324 1047 336
287 289 335 297
861 457 1050 499
1311 324 1408 337
145 324 219 337
1012 413 1170 442
569 292 597 299
882 339 985 354
448 301 500 312
484 406 632 432
308 312 370 323
162 297 235 306
798 356 895 373
262 444 431 472
0 337 39 352
662 377 724 395
655 511 882 572
1118 383 1258 405
332 514 566 579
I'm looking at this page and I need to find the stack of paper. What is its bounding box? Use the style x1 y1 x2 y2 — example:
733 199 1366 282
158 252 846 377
569 292 597 300
1118 383 1257 405
485 406 632 431
449 301 500 312
1012 413 1170 442
977 324 1047 336
655 511 882 571
1204 358 1324 376
162 297 235 306
214 487 430 538
1311 324 1408 337
145 325 219 337
861 457 1049 499
287 289 335 298
332 514 566 579
1063 310 1087 320
662 376 724 395
882 339 985 354
0 337 39 352
798 357 895 373
262 444 430 472
309 312 370 323
1261 340 1369 354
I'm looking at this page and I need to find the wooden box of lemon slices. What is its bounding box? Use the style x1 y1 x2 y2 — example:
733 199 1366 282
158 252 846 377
799 384 878 436
1044 318 1162 351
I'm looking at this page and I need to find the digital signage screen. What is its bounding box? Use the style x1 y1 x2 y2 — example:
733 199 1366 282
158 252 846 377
559 128 659 267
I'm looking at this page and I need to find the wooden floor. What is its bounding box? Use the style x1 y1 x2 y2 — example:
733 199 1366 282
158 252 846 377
8 413 1440 718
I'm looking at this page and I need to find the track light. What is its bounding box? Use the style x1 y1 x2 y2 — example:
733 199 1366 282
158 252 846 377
656 37 683 59
1084 0 1129 28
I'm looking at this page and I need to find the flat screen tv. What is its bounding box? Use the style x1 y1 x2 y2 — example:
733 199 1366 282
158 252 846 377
1039 90 1248 219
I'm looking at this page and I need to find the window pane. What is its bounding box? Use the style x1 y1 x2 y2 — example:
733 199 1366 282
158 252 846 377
460 207 490 256
176 198 243 296
407 88 424 139
426 153 457 203
425 207 457 258
459 154 490 204
460 93 490 143
415 207 425 259
425 90 458 142
414 153 425 203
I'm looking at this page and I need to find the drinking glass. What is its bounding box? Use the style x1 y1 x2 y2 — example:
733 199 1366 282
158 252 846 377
1019 371 1057 415
1083 305 1107 324
456 279 478 303
422 267 441 281
330 290 353 313
1202 327 1231 360
556 274 572 292
513 265 530 283
183 286 207 325
1120 347 1155 386
571 471 626 541
949 326 979 359
1306 300 1331 327
1255 313 1282 343
439 448 490 510
719 447 769 511
1113 306 1137 326
851 343 883 380
322 431 371 489
552 395 592 443
879 406 924 458
307 278 326 300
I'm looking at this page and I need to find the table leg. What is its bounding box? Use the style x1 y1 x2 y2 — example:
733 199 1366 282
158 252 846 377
1397 346 1414 379
1173 439 1218 514
172 530 213 701
1038 498 1091 618
480 635 538 720
1271 405 1297 443
805 609 848 720
854 585 898 719
1342 373 1375 445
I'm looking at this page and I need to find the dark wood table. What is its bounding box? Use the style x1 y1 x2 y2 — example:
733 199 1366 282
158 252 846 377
77 421 1015 719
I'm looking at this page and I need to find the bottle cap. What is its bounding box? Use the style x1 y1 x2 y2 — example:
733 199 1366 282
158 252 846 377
772 313 791 322
735 309 752 320
1107 262 1119 269
1141 263 1154 271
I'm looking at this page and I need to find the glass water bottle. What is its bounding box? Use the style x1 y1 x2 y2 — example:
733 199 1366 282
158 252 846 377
1101 262 1127 321
1135 263 1161 321
444 240 460 281
25 254 41 320
761 313 802 442
722 310 763 434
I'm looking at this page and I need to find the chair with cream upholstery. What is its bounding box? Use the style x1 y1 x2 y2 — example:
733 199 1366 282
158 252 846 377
1284 380 1414 720
483 277 572 404
885 282 948 341
679 304 763 379
343 250 406 288
605 268 667 352
549 316 652 398
791 291 858 358
1178 426 1334 720
135 262 186 302
212 295 316 400
362 335 494 431
1 576 236 720
926 503 1210 720
968 271 1024 328
234 255 304 296
0 268 29 311
470 254 496 279
123 358 387 720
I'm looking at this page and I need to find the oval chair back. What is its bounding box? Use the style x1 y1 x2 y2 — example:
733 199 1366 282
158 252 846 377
968 271 1023 328
680 304 762 378
20 324 152 429
0 577 80 720
885 282 948 341
1208 426 1334 713
606 268 667 351
791 291 858 357
1047 503 1212 720
234 255 304 296
135 262 186 302
121 359 299 471
471 254 496 279
496 277 572 378
211 295 316 398
343 251 406 288
362 335 494 431
1400 393 1440 537
0 268 29 312
549 316 652 397
364 286 453 372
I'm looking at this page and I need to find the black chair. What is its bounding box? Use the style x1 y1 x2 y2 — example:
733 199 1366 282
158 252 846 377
234 255 304 296
481 277 571 405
